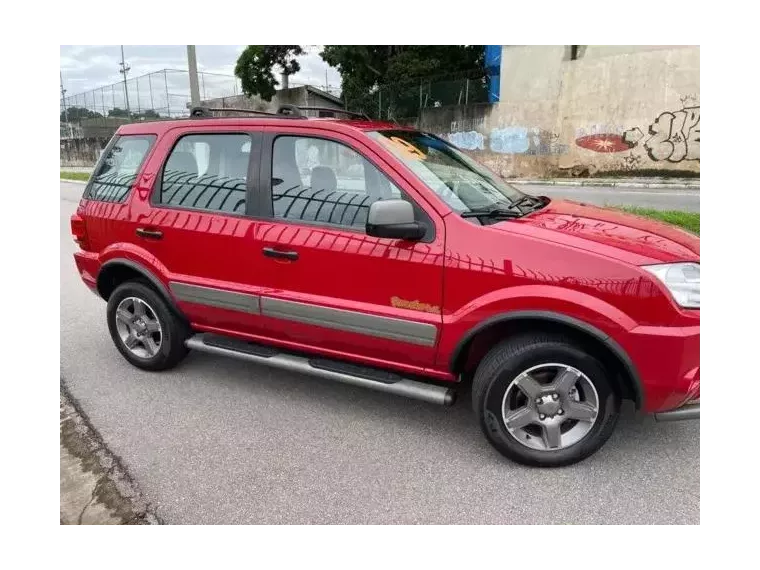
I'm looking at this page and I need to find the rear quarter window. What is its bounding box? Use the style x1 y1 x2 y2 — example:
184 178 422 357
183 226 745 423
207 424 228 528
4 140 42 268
84 135 156 202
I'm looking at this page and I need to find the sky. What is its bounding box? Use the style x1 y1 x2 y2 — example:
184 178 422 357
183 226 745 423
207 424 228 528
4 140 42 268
60 45 342 100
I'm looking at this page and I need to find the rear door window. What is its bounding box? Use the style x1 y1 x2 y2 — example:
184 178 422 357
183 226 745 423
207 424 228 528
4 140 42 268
157 133 252 215
85 135 156 202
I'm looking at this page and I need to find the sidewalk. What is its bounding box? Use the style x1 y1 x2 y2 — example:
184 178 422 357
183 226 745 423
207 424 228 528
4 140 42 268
507 177 699 190
60 383 160 525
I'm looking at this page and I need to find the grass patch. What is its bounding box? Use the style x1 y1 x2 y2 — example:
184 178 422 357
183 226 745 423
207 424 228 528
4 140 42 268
615 206 699 235
61 171 90 182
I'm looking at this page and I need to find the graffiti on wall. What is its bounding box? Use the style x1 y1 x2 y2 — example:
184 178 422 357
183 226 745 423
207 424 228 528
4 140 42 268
447 131 485 151
490 126 568 155
450 117 485 133
575 123 631 154
575 124 624 138
575 133 632 153
526 128 568 156
619 152 643 171
489 127 530 154
443 125 569 155
623 106 700 162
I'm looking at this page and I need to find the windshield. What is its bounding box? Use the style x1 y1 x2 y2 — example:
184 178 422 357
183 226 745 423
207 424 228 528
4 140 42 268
369 129 526 214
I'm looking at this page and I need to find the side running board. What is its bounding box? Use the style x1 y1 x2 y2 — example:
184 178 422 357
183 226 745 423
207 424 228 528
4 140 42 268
186 334 456 406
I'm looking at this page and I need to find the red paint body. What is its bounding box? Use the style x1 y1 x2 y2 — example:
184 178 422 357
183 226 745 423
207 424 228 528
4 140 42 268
71 117 699 413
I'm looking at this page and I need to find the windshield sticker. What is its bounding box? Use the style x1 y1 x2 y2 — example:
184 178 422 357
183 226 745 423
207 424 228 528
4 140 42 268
383 136 427 160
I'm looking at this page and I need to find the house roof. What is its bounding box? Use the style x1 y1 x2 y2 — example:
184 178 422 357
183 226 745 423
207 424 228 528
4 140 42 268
304 85 343 106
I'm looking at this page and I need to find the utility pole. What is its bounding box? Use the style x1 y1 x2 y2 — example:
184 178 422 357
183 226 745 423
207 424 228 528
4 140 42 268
187 45 201 107
60 71 72 138
60 71 68 123
119 45 131 116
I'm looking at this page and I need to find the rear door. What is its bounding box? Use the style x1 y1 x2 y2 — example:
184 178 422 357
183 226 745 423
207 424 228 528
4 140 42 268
81 133 157 253
252 126 446 371
131 127 268 334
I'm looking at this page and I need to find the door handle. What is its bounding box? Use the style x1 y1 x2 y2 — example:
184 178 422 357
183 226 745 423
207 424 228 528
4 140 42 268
136 228 163 240
262 247 298 261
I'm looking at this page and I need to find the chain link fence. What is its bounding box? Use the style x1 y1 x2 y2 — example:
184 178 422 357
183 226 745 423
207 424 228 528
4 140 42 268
344 70 489 124
61 68 488 166
60 69 240 129
61 69 242 166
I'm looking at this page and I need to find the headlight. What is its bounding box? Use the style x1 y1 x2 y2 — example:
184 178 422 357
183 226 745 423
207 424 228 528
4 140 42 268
643 262 700 309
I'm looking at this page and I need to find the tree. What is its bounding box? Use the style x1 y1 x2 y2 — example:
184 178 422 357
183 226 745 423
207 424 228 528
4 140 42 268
108 107 130 118
320 45 486 119
105 108 160 120
60 106 103 122
135 109 160 119
234 45 304 101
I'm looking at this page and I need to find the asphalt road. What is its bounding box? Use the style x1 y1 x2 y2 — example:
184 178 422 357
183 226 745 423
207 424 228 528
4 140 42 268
60 181 699 524
513 184 700 212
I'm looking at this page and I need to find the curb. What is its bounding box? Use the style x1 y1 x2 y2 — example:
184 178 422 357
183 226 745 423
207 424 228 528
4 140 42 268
507 179 700 190
60 379 162 525
60 178 88 185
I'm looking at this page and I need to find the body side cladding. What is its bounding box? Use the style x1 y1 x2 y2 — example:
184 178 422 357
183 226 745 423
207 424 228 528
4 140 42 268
450 310 643 408
169 282 260 314
260 297 438 347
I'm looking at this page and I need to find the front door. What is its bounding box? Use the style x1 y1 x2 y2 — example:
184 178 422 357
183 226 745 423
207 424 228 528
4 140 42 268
253 128 445 371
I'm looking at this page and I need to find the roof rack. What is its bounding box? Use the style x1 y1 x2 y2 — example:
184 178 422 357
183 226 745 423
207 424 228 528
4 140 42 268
190 105 369 121
189 106 299 119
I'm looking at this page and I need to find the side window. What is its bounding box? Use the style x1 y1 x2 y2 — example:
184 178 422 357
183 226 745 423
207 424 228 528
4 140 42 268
158 133 251 215
86 135 155 202
272 135 405 229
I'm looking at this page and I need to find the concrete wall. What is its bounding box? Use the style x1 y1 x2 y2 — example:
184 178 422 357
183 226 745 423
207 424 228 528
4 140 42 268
61 138 109 167
423 45 699 178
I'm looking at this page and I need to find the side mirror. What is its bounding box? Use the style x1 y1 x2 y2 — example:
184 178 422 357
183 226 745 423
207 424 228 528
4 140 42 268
366 200 425 240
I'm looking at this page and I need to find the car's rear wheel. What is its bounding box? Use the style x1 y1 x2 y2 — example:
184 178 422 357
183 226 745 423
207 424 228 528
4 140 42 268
107 281 189 371
472 333 620 467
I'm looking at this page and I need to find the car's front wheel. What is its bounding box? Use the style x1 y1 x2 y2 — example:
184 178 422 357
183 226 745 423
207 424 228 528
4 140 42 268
472 333 620 467
106 281 189 371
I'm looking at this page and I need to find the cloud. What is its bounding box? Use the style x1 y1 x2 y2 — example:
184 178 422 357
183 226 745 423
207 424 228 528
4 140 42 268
56 40 340 112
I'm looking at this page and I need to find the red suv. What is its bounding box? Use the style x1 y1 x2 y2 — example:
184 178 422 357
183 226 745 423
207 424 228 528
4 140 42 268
70 106 699 467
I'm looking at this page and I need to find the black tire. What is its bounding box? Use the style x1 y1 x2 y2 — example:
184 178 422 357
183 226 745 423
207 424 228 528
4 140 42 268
106 280 189 371
472 333 620 467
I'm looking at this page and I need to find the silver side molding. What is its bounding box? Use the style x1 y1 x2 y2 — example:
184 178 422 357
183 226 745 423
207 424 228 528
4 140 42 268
170 282 260 314
168 282 438 347
260 297 437 347
185 334 455 406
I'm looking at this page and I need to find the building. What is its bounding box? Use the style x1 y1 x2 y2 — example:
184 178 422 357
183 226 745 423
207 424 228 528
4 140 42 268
421 45 700 178
196 84 344 117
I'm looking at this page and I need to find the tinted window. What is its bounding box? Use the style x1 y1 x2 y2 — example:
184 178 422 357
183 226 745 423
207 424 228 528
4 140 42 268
272 136 404 229
86 135 155 202
158 133 251 215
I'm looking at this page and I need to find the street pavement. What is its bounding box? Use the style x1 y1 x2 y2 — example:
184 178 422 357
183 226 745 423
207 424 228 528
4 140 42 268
60 181 699 524
513 184 699 212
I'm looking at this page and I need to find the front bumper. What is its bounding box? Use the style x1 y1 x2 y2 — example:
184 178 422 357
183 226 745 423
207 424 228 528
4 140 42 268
623 323 699 413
